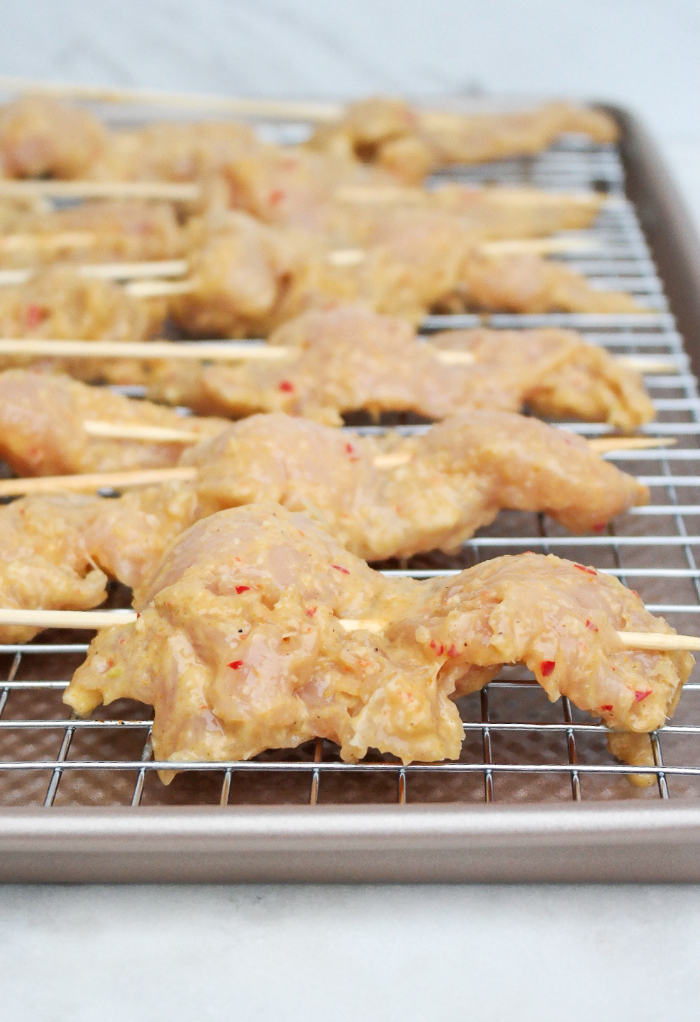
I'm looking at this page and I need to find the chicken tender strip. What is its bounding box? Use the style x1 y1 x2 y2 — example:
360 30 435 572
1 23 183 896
64 504 691 779
308 97 619 184
0 369 227 476
145 306 653 429
0 200 186 267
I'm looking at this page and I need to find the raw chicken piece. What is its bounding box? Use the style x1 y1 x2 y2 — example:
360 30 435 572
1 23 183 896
64 504 691 779
308 97 619 183
0 369 226 475
147 305 653 429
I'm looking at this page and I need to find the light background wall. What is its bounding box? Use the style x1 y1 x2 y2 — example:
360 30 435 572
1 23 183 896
0 0 698 224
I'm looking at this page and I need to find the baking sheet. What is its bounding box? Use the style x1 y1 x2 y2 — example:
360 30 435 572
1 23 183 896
0 100 698 880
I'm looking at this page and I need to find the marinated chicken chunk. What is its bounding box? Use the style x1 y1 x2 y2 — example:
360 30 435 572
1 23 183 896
183 410 648 559
0 370 226 475
169 210 641 336
64 504 691 777
0 200 186 267
309 97 619 183
147 306 653 429
89 119 259 186
0 265 166 379
0 96 109 179
0 408 646 601
0 495 108 643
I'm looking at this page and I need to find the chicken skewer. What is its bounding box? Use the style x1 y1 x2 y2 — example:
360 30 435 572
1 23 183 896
306 96 620 183
0 305 656 436
0 236 601 283
159 211 643 334
0 306 656 431
61 503 693 781
0 409 648 643
0 90 618 185
133 306 656 429
3 604 695 655
0 337 669 375
0 368 662 489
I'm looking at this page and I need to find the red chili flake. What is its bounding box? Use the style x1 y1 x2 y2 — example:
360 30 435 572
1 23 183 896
306 606 317 617
228 660 244 670
600 704 613 713
429 639 444 655
25 303 46 329
278 380 294 393
585 619 598 631
574 563 597 576
540 660 556 677
345 443 354 455
446 643 457 658
235 585 250 594
634 689 653 702
630 590 640 600
269 188 285 206
331 564 350 575
592 523 606 534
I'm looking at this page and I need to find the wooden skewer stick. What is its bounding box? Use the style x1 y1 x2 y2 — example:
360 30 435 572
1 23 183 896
0 337 676 376
126 278 194 298
586 436 676 455
480 237 599 256
0 433 676 494
0 259 189 287
0 335 677 376
0 604 695 651
83 420 205 444
0 76 344 122
0 466 196 497
334 184 603 206
616 632 700 653
83 423 676 456
0 180 200 202
325 237 600 269
372 436 676 470
0 608 138 629
0 231 99 253
0 339 300 361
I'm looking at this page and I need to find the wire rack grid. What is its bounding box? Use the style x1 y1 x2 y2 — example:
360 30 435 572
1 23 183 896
0 130 698 812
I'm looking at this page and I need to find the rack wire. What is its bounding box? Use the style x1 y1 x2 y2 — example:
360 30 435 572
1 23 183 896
0 131 698 811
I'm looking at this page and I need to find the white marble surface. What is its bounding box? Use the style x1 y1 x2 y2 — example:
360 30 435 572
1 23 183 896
0 3 699 1019
0 883 698 1022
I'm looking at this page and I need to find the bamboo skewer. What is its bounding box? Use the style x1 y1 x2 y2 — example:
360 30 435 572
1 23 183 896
0 337 676 375
0 231 99 253
0 466 196 497
0 76 344 122
81 422 676 456
334 184 603 206
0 604 695 651
325 237 601 267
83 420 205 444
0 434 676 493
0 234 602 287
0 259 189 287
0 338 299 361
0 180 200 202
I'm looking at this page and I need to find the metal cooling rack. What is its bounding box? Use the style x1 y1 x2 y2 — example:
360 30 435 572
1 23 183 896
0 132 699 815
